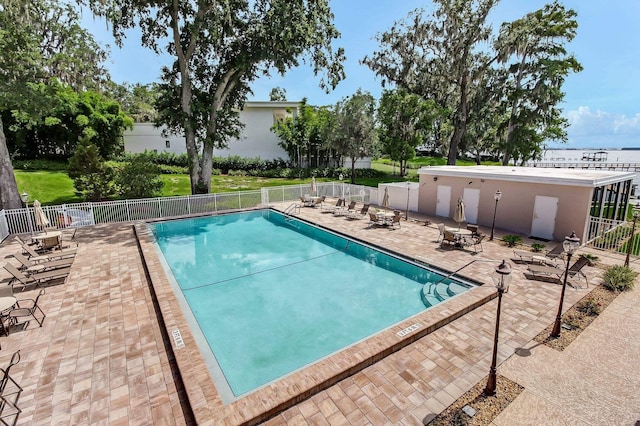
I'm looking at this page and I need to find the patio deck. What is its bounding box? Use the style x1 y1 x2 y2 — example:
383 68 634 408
0 201 636 425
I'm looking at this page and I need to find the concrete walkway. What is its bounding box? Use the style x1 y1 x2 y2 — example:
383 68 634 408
494 274 640 425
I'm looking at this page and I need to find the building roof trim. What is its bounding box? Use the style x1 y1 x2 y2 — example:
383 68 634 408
418 165 635 188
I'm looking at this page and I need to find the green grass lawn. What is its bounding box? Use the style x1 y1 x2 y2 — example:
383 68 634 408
16 171 397 206
15 157 493 206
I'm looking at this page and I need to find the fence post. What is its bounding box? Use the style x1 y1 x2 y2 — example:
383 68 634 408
157 197 163 218
238 192 242 209
125 199 131 222
187 196 191 215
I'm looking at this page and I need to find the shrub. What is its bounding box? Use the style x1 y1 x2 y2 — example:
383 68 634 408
502 235 523 247
582 253 600 266
602 265 638 292
531 243 546 252
68 138 115 201
115 153 164 199
13 159 68 171
576 297 602 316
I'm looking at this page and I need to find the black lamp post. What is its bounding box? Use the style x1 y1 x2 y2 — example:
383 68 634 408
551 231 581 338
483 260 512 396
405 182 411 220
20 191 34 234
624 203 640 267
490 190 502 241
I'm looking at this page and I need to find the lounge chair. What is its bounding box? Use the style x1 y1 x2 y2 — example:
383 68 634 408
312 196 325 208
335 201 356 216
16 237 76 261
321 198 344 213
348 204 369 219
527 255 589 288
3 263 70 289
514 244 563 264
12 253 74 272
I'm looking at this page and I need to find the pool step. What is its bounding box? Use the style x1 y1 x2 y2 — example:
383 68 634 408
421 281 469 308
447 282 469 297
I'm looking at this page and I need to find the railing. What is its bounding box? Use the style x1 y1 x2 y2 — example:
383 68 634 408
585 216 640 257
0 181 380 239
0 210 8 242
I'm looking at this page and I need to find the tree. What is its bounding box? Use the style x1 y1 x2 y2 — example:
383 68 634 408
272 98 331 168
68 138 115 201
116 153 164 199
330 90 378 183
364 0 498 166
5 80 133 160
378 89 439 176
106 82 159 123
0 0 109 208
269 87 287 101
90 0 345 194
495 1 582 165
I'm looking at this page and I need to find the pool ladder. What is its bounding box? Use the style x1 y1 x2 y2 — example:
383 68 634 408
283 202 301 220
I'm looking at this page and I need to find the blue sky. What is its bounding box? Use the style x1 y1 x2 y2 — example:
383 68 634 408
87 0 640 149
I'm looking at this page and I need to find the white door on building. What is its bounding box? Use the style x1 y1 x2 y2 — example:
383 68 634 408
531 196 558 240
436 185 451 218
463 188 480 224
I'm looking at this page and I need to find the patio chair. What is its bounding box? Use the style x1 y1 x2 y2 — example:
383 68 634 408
0 350 22 423
466 224 479 236
389 213 401 230
440 230 457 248
8 289 46 329
368 212 384 228
3 264 70 290
12 253 74 272
348 204 369 220
60 229 79 248
321 198 344 213
436 223 446 243
464 233 485 252
527 255 589 288
39 235 62 252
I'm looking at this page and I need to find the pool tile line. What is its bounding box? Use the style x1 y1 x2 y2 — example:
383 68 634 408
134 220 499 425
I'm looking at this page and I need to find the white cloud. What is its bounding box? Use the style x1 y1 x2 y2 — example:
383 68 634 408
560 107 640 148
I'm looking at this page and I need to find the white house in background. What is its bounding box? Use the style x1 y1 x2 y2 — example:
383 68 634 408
123 100 371 168
124 101 297 160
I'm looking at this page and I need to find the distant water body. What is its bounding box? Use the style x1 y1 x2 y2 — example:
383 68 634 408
532 148 640 187
538 148 640 164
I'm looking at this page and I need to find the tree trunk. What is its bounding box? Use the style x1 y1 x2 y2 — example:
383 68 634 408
0 118 22 210
447 74 469 166
350 157 356 184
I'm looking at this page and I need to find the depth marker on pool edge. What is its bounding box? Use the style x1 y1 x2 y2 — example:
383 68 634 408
172 329 185 349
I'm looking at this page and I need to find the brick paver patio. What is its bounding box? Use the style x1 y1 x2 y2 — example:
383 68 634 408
0 201 636 425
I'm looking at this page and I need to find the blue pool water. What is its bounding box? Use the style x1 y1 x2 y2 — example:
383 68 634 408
151 210 472 397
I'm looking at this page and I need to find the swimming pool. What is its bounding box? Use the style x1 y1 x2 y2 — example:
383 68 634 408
150 210 473 399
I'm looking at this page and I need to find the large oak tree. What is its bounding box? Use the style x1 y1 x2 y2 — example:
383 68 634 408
91 0 345 194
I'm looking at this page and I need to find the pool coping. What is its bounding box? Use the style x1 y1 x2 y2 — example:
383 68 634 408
134 213 498 425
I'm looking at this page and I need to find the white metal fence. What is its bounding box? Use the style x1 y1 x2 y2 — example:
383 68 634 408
0 181 378 240
585 216 640 257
